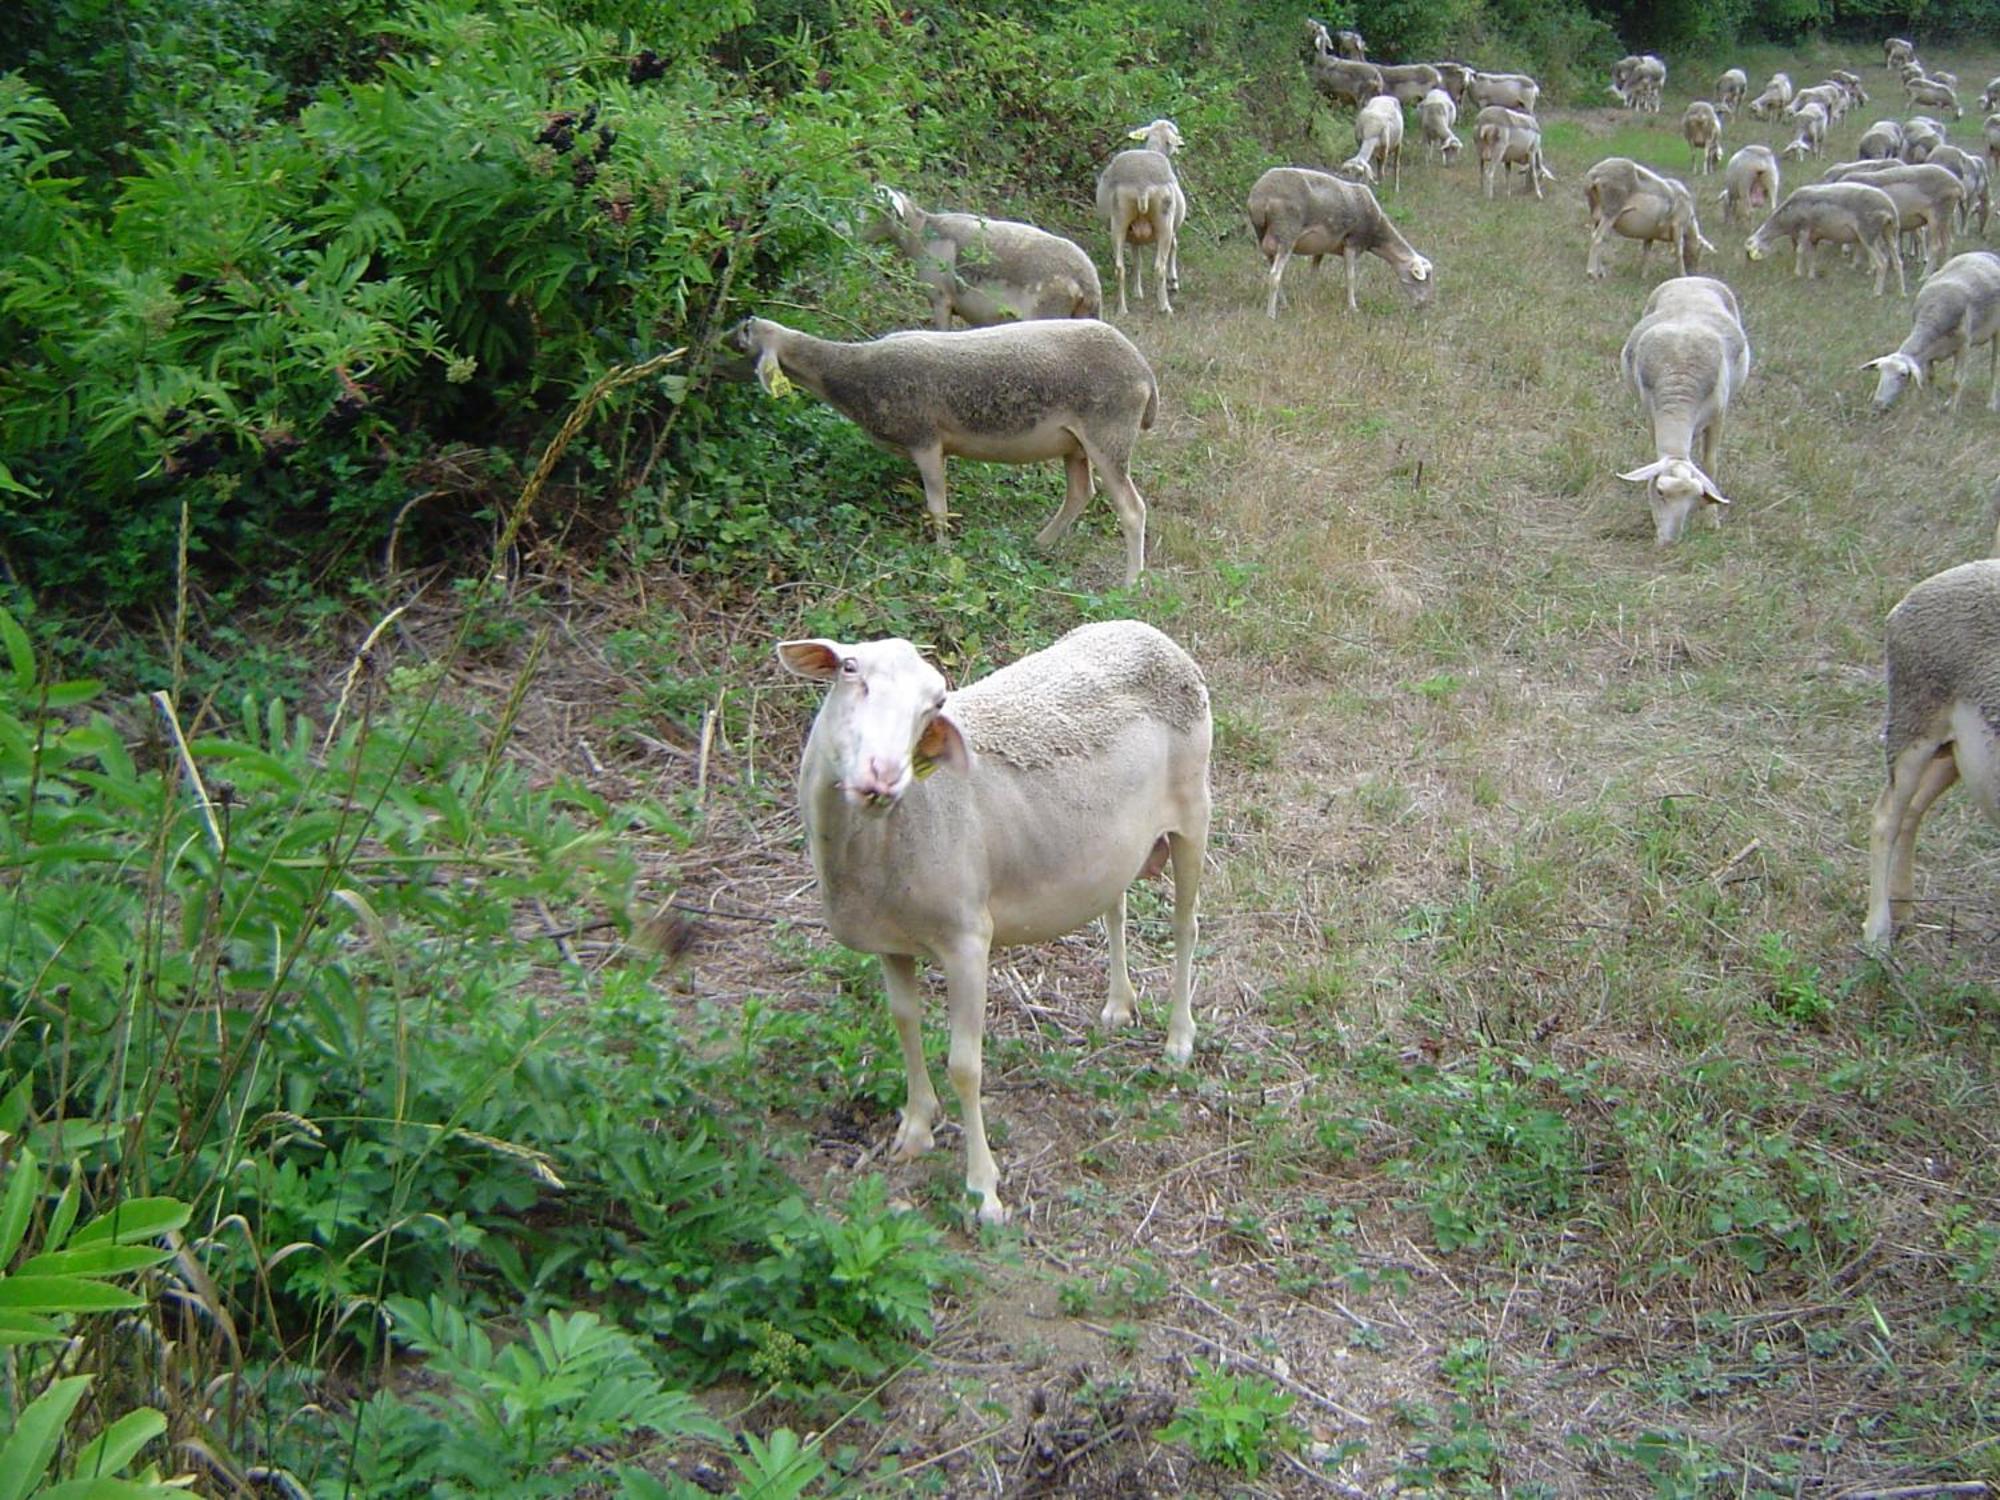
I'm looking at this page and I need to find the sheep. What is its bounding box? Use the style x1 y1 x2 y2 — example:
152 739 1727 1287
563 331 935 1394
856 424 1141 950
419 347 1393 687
1379 62 1444 107
1902 116 1945 163
1683 101 1725 175
1883 36 1916 70
1782 100 1829 160
1340 94 1405 189
1419 87 1463 164
1304 18 1367 60
1247 166 1435 318
1468 71 1540 114
1983 77 2000 114
1831 69 1870 107
1717 68 1750 114
1312 54 1387 110
1748 72 1794 120
1906 77 1962 118
1718 144 1780 227
1860 251 2000 413
728 317 1158 584
1435 61 1476 103
1857 118 1906 160
1986 113 2000 174
1925 144 1993 235
1820 161 1962 278
1743 181 1905 296
1095 118 1187 315
1616 276 1750 545
861 189 1101 330
1792 82 1848 123
1610 54 1665 111
776 620 1212 1223
1584 157 1715 280
1476 105 1551 199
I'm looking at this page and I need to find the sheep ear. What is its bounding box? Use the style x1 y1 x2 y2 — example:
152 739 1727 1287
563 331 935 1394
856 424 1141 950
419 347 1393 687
914 710 972 776
776 639 842 680
1411 257 1431 281
1618 462 1667 484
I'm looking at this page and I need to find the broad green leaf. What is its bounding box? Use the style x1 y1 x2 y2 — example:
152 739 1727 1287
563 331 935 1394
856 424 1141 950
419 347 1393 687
0 1275 144 1312
19 1244 171 1277
68 1198 190 1247
0 1308 66 1344
0 607 33 692
0 1373 92 1500
24 1121 122 1158
47 1167 80 1251
0 1076 28 1132
38 1478 188 1500
69 1406 166 1480
0 1147 38 1263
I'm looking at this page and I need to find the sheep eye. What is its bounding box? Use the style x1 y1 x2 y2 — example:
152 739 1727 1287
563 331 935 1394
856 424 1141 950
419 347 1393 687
840 658 860 676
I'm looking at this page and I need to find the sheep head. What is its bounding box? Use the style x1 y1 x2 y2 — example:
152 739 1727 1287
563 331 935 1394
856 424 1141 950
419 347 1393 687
778 638 971 812
1619 458 1730 545
1862 353 1924 411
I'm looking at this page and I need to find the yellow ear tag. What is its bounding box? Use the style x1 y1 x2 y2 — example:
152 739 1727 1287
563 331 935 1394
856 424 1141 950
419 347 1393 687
1127 128 1149 141
756 350 793 399
911 749 938 780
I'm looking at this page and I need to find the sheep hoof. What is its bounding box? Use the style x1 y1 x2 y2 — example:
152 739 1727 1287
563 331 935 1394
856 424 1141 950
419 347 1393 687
973 1192 1011 1227
892 1111 936 1160
1164 1031 1194 1066
1100 992 1139 1030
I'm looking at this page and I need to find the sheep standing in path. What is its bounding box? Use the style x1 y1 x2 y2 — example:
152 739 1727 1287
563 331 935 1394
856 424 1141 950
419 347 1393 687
862 189 1100 329
1861 251 2000 412
1476 105 1551 199
1248 166 1434 317
777 621 1213 1224
1744 182 1905 295
1341 94 1405 189
1584 158 1715 279
1617 276 1751 544
1096 118 1187 315
1683 101 1725 174
1719 144 1780 227
1863 560 2000 952
729 317 1158 584
1419 87 1462 163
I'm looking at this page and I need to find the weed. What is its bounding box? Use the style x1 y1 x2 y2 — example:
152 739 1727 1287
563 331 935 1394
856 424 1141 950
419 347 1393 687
1158 1359 1300 1478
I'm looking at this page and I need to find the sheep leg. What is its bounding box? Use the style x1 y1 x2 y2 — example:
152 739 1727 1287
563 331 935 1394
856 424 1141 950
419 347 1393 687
1865 741 1958 950
1034 450 1093 548
1153 235 1174 314
1343 247 1360 312
1163 816 1207 1065
1887 233 1906 296
1986 330 1999 411
1101 888 1140 1031
1081 438 1147 586
911 443 952 541
1587 219 1610 280
938 935 1005 1223
1112 230 1130 317
1263 248 1293 320
881 953 940 1159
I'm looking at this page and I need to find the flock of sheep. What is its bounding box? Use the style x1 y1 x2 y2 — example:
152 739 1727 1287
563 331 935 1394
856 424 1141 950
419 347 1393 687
737 25 2000 1223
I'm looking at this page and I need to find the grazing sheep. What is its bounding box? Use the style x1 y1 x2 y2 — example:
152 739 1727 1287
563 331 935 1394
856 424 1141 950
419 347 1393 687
1435 61 1476 103
1782 100 1829 160
1247 166 1435 317
1610 54 1666 111
1862 559 2000 951
1744 181 1905 296
1821 161 1962 277
1476 105 1551 199
1305 18 1367 60
729 317 1158 584
1719 144 1781 227
1683 101 1725 174
1095 118 1187 315
1883 36 1916 70
1749 72 1795 120
1419 87 1463 163
1379 62 1444 107
1717 68 1750 114
1902 116 1945 163
1617 276 1750 545
1831 69 1870 107
1794 83 1849 122
777 620 1212 1223
1341 94 1406 189
1983 77 2000 114
1857 119 1906 160
1861 251 2000 412
1584 157 1715 279
1906 77 1963 118
1312 53 1387 110
861 189 1101 330
1989 114 2000 174
1468 71 1540 113
1926 144 1992 235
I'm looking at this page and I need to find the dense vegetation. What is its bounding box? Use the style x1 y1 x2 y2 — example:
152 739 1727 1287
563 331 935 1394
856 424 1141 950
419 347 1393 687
2 0 1998 1494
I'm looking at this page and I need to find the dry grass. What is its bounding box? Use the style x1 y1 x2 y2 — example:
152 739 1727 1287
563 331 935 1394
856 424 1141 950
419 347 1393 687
452 48 2000 1497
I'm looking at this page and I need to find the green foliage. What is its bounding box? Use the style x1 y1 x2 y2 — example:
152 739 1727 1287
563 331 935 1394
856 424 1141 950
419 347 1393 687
1157 1359 1300 1478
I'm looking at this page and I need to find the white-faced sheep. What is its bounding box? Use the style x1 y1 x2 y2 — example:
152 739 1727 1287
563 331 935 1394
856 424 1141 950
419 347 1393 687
1341 94 1406 189
1419 87 1463 163
862 189 1100 330
729 317 1157 584
1096 118 1187 315
1861 251 2000 413
1617 275 1750 545
1719 144 1780 227
1782 100 1829 160
1468 71 1540 113
1476 105 1551 199
1863 559 2000 951
1883 36 1916 70
1247 166 1434 317
1683 101 1725 174
777 620 1212 1223
1584 158 1716 279
1744 181 1905 296
1925 144 1993 235
1749 72 1795 119
1717 68 1750 114
1821 161 1962 278
1906 77 1963 117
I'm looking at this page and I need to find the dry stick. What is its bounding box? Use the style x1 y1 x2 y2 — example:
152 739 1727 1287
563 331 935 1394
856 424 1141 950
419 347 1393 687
1833 1485 1992 1499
